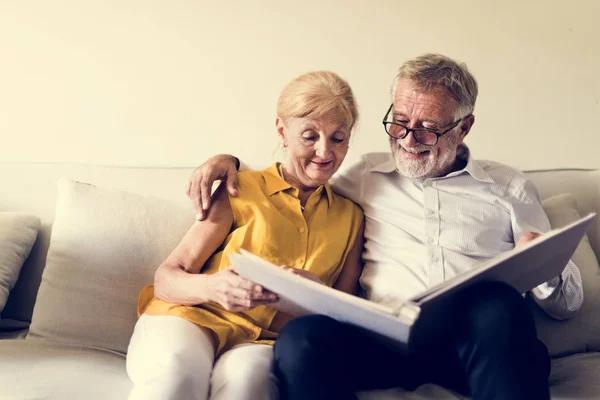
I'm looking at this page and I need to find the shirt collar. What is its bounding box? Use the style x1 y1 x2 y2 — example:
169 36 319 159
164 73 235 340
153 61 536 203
263 163 334 206
367 145 494 183
448 145 494 183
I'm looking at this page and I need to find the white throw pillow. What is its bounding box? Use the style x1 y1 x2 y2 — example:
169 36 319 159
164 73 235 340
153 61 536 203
532 193 600 357
28 179 194 353
0 213 40 315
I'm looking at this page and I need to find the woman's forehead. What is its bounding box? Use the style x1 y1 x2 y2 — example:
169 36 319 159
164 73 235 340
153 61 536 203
289 115 350 131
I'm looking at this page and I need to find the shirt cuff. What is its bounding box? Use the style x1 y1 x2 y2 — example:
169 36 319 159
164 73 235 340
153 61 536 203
532 262 572 299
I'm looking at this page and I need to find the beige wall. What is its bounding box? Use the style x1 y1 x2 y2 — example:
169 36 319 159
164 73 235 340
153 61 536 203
1 0 598 170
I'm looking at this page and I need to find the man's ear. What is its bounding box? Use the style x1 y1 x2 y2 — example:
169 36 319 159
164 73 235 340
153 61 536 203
275 117 286 146
458 114 475 143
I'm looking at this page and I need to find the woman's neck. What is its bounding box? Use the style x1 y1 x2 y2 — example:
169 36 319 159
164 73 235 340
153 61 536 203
279 163 316 205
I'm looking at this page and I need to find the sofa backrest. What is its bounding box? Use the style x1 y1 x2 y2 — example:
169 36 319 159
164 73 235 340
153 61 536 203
526 169 600 257
0 163 191 323
2 163 600 327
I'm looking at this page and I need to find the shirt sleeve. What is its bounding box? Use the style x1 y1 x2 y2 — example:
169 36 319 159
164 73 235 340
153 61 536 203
511 179 584 320
330 157 367 205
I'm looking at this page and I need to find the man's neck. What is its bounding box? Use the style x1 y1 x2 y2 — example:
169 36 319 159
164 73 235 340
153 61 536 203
423 145 470 180
403 157 467 182
442 156 468 177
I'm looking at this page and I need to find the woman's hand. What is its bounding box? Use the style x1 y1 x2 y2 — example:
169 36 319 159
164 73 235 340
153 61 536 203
281 265 325 285
204 267 278 312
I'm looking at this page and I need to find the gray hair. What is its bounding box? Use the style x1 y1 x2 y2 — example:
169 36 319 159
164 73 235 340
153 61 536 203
390 54 478 119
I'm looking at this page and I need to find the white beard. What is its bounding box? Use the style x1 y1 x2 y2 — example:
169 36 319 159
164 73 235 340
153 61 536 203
392 136 459 180
396 155 436 179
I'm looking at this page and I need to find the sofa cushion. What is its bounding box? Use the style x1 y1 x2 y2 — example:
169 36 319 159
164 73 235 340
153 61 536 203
0 339 132 400
358 385 466 400
356 352 600 400
531 193 600 357
0 212 40 315
27 179 194 353
548 352 600 398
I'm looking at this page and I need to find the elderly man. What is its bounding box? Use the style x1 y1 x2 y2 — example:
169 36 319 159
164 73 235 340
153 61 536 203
186 54 582 400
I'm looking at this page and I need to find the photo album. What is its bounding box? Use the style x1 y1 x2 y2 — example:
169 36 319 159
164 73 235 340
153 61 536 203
230 213 595 351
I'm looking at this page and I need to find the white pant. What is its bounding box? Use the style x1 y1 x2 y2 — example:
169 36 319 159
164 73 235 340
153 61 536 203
126 314 278 400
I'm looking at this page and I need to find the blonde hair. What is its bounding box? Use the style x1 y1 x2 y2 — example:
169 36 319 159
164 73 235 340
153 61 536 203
392 54 478 118
277 71 358 130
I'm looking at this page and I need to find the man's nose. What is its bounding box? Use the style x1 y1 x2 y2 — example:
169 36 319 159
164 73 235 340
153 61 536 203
401 130 420 148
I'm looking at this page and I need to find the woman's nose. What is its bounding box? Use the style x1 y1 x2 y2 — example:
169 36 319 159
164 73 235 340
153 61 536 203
315 141 332 158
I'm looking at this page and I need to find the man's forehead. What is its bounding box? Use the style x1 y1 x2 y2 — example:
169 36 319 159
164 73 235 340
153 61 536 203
393 83 457 117
392 94 446 118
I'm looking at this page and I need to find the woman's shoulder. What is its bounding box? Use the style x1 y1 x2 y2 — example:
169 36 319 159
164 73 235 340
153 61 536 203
238 170 264 185
231 166 276 200
329 190 364 219
237 167 273 189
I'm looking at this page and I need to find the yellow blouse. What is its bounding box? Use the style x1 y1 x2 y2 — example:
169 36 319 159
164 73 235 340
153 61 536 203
138 163 363 355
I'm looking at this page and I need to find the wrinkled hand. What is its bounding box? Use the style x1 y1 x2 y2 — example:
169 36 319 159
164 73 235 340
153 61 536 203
516 231 542 248
186 154 240 221
281 265 324 285
205 267 278 312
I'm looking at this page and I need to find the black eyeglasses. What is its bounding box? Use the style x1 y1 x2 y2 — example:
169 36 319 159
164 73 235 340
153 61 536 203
382 104 467 146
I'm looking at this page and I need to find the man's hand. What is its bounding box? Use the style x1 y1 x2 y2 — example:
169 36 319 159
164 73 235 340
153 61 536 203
281 265 325 285
204 267 278 312
516 231 542 248
186 154 240 221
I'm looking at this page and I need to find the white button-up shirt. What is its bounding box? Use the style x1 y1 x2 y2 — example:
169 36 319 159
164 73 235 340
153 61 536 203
332 145 583 320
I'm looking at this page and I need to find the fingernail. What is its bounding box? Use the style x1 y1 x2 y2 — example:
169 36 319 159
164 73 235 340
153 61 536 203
203 204 208 210
195 213 202 220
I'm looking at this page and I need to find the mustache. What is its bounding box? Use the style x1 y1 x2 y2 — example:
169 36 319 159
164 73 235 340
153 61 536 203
390 138 430 153
398 142 430 153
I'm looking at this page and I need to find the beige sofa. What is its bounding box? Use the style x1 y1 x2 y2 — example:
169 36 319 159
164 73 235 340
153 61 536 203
1 161 600 400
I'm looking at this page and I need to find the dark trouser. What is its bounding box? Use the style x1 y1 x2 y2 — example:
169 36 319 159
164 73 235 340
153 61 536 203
273 282 551 400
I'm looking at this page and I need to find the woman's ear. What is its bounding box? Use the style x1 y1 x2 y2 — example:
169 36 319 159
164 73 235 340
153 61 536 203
275 117 287 147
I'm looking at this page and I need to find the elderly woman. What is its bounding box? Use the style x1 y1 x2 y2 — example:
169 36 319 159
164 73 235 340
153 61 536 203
125 71 364 400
